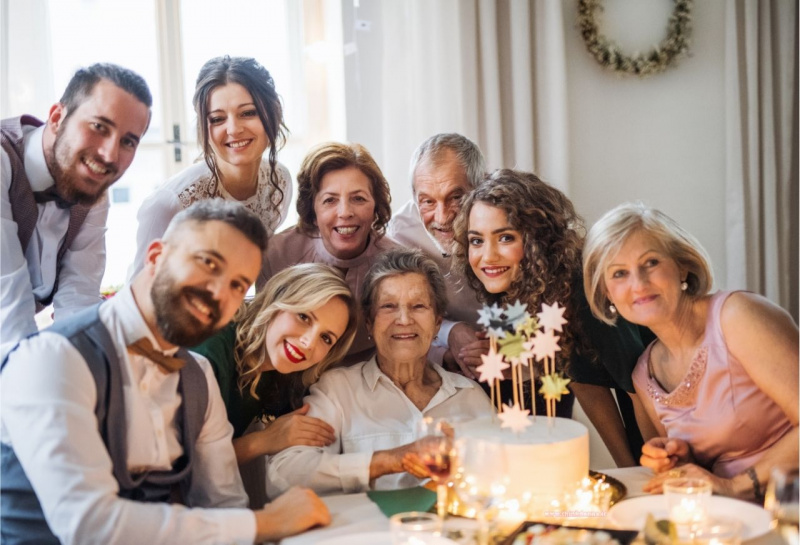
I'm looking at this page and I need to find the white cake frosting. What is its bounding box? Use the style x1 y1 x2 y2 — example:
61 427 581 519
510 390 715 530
457 416 589 501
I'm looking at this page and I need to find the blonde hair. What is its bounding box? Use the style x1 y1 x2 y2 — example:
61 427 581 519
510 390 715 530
583 202 714 325
234 263 358 400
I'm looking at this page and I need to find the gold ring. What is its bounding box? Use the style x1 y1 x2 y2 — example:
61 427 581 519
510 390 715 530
668 469 683 478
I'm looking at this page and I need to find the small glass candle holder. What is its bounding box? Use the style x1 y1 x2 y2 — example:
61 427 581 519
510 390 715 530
693 518 742 545
389 511 440 545
663 477 712 541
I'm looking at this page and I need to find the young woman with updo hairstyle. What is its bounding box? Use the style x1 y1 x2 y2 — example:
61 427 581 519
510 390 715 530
452 169 655 466
132 55 291 281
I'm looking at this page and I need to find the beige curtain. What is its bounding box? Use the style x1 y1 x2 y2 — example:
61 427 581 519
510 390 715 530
359 0 568 193
724 0 799 320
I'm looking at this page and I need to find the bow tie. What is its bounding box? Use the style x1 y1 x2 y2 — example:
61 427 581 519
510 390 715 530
127 338 185 374
34 186 74 209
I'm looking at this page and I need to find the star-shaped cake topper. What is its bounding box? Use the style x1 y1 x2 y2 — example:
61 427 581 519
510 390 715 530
498 402 532 433
537 302 568 333
524 328 562 362
539 373 572 402
477 303 503 329
476 348 509 383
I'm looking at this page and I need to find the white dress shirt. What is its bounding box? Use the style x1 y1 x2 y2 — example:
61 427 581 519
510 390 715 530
386 200 483 362
1 124 108 359
0 285 256 545
266 356 494 498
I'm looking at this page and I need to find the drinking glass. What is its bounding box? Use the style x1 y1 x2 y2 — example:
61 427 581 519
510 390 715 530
453 437 508 545
416 416 456 521
764 467 799 545
389 511 439 545
663 477 712 542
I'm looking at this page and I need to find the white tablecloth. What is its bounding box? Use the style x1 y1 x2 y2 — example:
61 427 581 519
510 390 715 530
280 466 780 544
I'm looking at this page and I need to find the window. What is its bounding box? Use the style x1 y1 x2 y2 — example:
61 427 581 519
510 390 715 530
2 0 345 288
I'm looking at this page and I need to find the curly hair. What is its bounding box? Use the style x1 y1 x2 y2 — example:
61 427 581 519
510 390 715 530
452 169 588 367
233 263 358 407
193 56 288 209
295 142 392 238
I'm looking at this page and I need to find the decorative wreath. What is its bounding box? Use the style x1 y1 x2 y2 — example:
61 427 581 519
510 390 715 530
577 0 693 76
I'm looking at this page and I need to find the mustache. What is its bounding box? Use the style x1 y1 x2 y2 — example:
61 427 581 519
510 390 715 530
182 286 221 322
85 154 119 176
427 222 453 231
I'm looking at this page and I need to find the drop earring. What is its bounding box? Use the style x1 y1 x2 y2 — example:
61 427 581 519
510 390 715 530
609 304 617 314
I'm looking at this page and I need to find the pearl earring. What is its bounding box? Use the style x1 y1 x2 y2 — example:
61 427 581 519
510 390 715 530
609 304 617 314
681 281 688 291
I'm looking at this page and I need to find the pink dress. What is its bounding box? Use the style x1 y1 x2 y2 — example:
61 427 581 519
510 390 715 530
632 291 793 478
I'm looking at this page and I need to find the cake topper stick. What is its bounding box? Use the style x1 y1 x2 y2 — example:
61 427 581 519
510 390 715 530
528 355 536 420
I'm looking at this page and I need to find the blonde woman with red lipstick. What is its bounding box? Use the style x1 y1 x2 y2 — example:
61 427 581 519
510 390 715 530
131 56 292 281
263 142 399 364
192 263 358 467
451 169 655 467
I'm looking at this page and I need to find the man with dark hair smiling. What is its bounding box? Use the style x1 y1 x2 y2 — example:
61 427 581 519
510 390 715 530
1 63 153 359
0 200 331 544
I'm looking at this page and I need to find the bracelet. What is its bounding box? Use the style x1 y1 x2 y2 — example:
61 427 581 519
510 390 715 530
745 467 764 504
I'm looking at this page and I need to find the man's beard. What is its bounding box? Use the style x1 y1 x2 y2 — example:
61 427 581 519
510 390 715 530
46 126 119 206
425 222 455 256
150 267 223 347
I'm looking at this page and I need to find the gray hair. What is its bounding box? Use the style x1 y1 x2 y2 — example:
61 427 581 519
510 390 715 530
408 133 486 194
583 202 714 325
361 248 448 322
164 200 268 253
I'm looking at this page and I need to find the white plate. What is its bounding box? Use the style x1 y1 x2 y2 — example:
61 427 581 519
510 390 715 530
316 531 459 545
607 495 771 540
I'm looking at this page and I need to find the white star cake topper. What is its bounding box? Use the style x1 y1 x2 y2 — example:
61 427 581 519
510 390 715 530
524 328 562 362
536 302 568 333
476 348 509 383
498 402 532 433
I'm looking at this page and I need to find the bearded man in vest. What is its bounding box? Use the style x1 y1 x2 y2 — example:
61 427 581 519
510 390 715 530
1 200 331 544
1 63 152 359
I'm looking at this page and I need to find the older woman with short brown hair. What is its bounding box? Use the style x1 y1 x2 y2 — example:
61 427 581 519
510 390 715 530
262 142 398 363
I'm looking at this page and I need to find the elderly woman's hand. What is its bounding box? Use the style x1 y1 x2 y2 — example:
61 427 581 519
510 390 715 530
640 437 693 474
260 404 336 454
401 452 430 480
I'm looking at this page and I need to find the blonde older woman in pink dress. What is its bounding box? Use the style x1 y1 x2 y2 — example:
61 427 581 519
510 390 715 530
583 203 797 502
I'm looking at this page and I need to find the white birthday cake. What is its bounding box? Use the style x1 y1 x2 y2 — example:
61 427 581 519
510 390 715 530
458 416 589 501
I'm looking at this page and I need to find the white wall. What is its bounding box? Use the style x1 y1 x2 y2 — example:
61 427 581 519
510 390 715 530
563 0 728 285
342 1 730 287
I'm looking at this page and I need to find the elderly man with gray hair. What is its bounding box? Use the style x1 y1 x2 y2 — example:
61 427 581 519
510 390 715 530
387 133 487 377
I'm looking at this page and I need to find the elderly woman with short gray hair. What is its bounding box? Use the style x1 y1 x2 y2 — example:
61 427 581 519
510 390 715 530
266 248 493 497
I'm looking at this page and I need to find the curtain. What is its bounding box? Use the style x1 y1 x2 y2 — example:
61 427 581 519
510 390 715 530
724 0 799 320
346 0 568 195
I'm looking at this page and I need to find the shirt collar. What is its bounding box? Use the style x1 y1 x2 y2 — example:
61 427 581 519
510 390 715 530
103 285 180 357
23 125 56 192
362 354 476 394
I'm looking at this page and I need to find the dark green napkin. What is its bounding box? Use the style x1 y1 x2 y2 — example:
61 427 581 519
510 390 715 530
366 486 437 517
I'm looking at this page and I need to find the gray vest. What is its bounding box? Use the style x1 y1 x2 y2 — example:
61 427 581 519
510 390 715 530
0 304 209 544
0 115 92 311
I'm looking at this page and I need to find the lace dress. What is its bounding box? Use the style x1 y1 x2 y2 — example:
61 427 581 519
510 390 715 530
131 158 292 282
